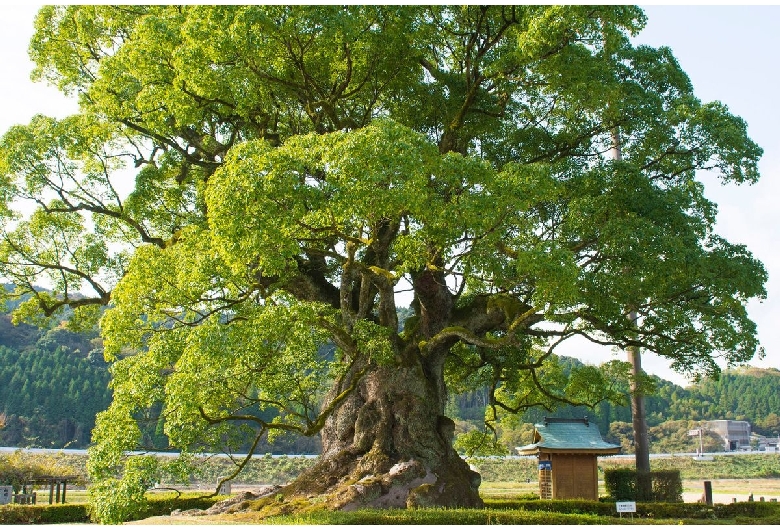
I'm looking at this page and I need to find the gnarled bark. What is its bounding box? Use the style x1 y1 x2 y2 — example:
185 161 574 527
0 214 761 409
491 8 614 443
283 355 482 510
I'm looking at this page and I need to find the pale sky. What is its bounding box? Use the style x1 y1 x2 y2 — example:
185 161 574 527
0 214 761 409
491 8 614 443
0 5 777 387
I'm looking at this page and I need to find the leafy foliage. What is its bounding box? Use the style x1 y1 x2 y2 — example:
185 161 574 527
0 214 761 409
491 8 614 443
454 430 509 457
87 455 161 524
0 491 225 525
0 450 82 493
0 4 767 518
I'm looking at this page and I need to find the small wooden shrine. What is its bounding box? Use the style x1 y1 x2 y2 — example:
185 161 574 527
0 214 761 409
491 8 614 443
516 417 620 500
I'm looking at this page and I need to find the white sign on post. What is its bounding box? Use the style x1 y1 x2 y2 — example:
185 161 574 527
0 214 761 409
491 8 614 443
0 486 12 505
616 501 636 513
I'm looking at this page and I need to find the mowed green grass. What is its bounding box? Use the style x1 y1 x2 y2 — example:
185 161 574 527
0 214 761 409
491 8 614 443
30 478 780 506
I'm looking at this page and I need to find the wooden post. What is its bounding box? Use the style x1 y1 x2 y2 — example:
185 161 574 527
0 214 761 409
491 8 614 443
62 480 67 504
704 480 713 506
49 481 55 505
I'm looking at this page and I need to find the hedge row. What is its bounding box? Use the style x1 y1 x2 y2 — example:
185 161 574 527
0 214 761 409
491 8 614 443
265 507 619 525
0 504 89 524
5 496 780 524
0 493 225 524
604 468 683 502
484 498 780 522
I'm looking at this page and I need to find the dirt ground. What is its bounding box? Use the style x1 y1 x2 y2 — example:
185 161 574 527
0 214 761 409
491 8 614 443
482 478 780 504
682 478 780 504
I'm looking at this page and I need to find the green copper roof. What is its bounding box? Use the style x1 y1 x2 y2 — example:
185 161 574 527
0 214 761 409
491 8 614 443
517 417 620 454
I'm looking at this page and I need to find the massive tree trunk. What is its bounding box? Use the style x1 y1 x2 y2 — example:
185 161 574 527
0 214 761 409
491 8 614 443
263 107 498 507
285 359 482 510
282 267 483 510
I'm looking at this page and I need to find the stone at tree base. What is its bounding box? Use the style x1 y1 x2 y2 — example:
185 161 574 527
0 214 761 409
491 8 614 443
338 459 437 510
172 485 283 517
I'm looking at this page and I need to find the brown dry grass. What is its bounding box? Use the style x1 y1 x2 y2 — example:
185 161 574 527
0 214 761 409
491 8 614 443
682 478 780 503
480 478 780 503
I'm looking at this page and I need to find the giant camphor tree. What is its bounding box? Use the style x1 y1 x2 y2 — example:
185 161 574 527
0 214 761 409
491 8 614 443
0 5 766 521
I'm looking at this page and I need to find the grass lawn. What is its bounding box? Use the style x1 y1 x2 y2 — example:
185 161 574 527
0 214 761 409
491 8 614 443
119 479 780 525
16 478 780 524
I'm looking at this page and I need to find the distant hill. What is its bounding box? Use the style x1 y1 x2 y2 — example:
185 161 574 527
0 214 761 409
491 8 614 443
687 366 780 436
0 314 41 351
0 285 109 448
0 343 112 448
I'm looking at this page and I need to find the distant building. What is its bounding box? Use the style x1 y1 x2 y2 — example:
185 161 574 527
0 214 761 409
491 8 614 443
755 434 780 452
516 417 620 500
705 420 751 451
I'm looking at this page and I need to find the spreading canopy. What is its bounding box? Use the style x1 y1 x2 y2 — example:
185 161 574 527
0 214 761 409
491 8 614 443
0 5 766 519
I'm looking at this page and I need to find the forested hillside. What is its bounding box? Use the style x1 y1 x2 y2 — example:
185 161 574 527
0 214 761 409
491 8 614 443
0 286 324 452
690 368 780 434
451 359 780 455
0 310 112 448
0 344 111 447
1 294 778 452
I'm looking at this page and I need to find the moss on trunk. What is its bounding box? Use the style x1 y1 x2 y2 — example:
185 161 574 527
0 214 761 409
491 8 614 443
277 361 483 510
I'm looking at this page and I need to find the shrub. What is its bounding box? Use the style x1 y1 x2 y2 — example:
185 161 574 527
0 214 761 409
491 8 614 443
650 470 683 502
603 468 636 501
87 489 225 523
0 492 223 524
0 504 89 524
604 468 682 502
